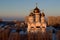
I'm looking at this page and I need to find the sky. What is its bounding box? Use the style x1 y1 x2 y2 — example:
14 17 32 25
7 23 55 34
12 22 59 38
0 0 60 21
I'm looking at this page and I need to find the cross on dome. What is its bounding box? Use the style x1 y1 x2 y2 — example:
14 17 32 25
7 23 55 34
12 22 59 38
33 3 40 13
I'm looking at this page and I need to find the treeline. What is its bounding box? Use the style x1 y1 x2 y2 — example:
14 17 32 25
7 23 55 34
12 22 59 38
0 22 60 40
0 27 53 40
47 16 60 27
0 27 60 40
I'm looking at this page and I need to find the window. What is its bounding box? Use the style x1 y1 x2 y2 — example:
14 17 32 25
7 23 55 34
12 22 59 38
31 27 34 28
42 26 45 28
36 26 40 28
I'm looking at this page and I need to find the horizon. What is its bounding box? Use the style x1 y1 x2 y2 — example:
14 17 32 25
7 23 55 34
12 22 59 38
0 0 60 21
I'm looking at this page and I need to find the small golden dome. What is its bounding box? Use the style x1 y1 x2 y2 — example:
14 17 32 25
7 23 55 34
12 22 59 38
41 12 45 16
29 12 34 16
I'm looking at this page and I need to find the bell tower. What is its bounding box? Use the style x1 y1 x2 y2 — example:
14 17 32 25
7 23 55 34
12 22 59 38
33 3 41 22
41 10 46 32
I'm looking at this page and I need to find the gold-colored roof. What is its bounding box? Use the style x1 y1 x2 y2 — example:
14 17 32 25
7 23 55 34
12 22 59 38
33 7 40 13
29 12 35 16
41 12 45 16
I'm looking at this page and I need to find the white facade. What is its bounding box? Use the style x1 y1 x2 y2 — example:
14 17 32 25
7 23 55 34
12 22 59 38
25 6 47 33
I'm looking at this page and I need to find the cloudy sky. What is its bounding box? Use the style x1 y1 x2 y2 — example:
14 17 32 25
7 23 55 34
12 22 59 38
0 0 60 20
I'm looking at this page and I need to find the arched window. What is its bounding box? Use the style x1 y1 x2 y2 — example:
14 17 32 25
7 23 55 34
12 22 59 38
31 27 34 28
42 26 45 28
36 26 40 28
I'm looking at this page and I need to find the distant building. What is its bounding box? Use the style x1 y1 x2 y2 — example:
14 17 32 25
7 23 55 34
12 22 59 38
0 18 2 22
56 16 60 24
25 4 47 33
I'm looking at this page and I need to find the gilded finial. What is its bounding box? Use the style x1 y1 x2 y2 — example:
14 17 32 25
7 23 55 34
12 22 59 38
30 10 33 13
42 9 44 13
36 3 37 7
42 9 44 12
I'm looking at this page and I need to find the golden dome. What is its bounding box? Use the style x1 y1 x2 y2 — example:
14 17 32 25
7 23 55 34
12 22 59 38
33 7 40 13
41 12 45 17
29 12 35 16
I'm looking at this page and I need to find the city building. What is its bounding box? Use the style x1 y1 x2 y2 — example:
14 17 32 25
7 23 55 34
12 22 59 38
25 4 47 33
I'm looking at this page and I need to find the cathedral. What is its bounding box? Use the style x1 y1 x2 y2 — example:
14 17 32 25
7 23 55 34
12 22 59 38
25 5 47 33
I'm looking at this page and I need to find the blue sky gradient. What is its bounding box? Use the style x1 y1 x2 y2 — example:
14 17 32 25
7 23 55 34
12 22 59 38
0 0 60 19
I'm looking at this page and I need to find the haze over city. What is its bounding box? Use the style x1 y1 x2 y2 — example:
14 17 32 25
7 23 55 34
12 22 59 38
0 0 60 21
0 0 60 40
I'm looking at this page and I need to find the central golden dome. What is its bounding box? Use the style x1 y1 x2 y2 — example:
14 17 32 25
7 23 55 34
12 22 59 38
33 7 40 13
